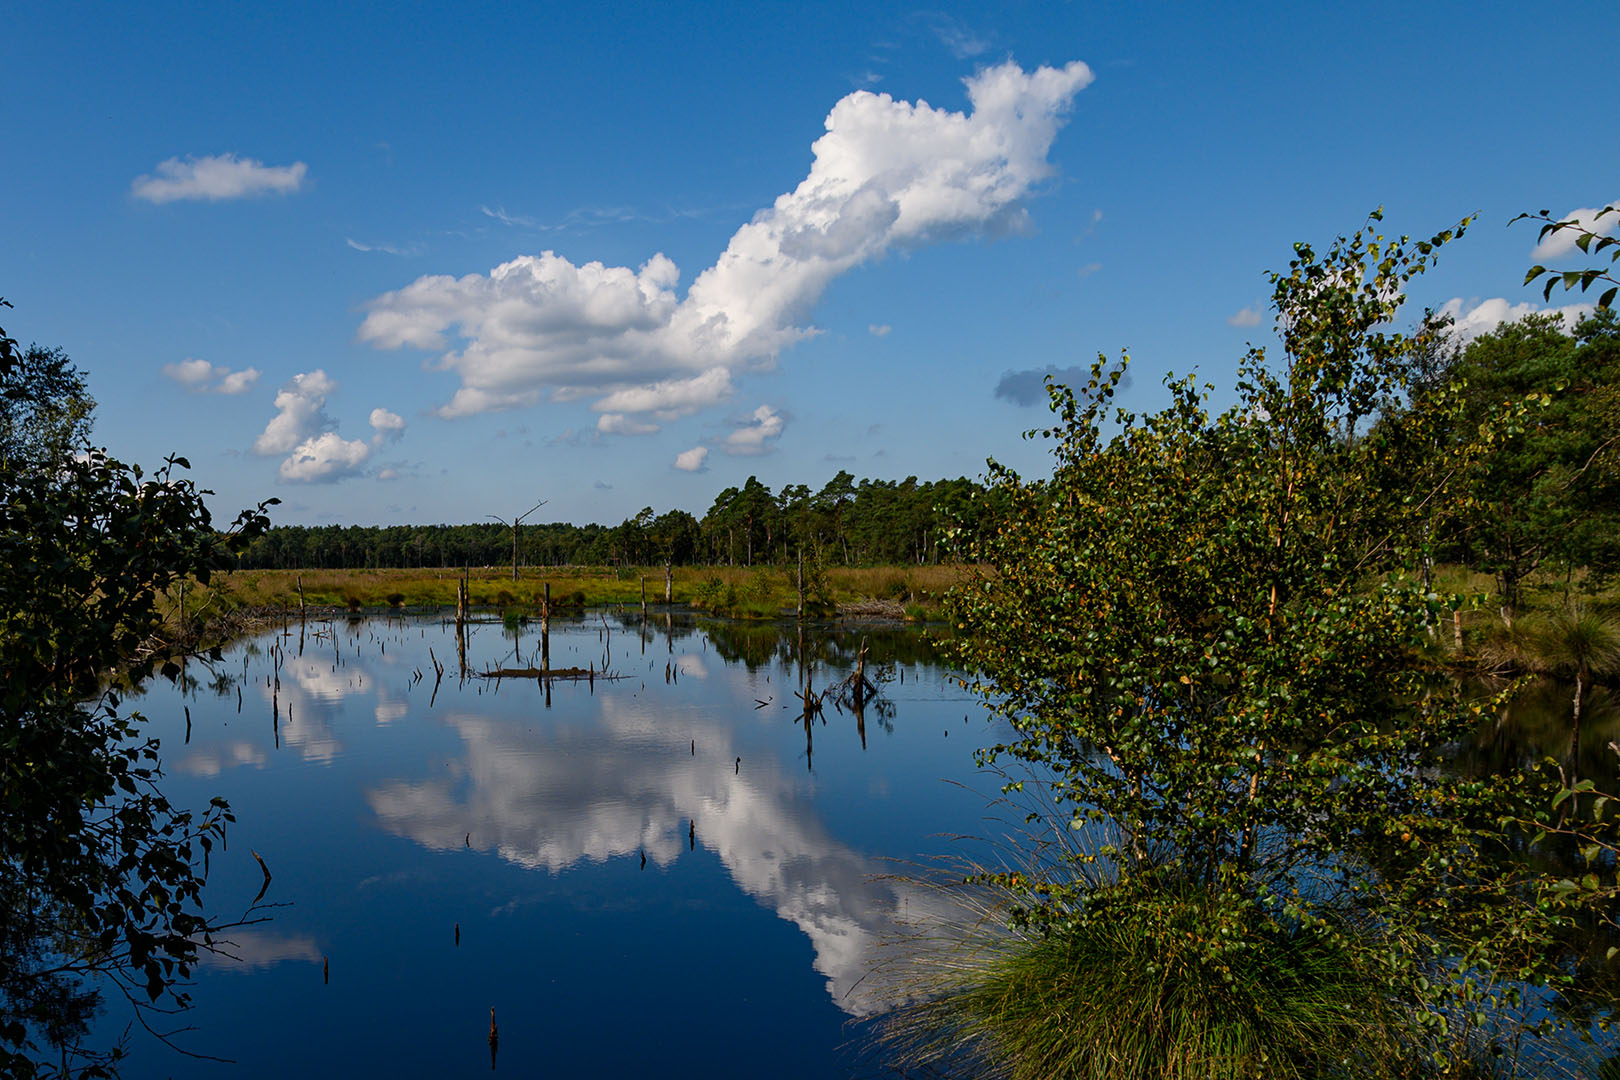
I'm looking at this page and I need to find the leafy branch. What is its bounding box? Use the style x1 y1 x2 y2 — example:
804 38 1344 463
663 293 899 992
1516 205 1619 311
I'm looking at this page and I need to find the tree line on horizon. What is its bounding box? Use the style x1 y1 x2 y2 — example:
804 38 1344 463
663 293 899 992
233 471 1001 571
235 307 1620 591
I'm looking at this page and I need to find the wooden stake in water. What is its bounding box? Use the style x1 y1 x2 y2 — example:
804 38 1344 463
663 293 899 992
541 582 550 673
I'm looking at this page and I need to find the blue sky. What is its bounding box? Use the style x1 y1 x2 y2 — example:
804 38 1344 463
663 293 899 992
4 1 1615 527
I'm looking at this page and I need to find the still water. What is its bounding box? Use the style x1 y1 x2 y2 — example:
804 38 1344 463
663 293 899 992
100 613 1003 1077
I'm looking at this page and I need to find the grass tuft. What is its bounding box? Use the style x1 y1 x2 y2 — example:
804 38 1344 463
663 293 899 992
877 882 1400 1080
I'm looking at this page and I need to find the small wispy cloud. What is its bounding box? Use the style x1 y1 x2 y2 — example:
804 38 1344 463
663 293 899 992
161 357 260 394
132 153 307 203
868 323 893 337
596 413 660 436
481 202 704 233
673 446 709 472
723 405 786 456
480 205 541 228
347 238 422 257
1074 208 1104 243
1227 305 1264 328
922 12 990 58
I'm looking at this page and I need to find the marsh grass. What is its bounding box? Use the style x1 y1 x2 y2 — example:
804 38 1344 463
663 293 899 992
189 564 960 620
875 878 1404 1080
1473 610 1620 682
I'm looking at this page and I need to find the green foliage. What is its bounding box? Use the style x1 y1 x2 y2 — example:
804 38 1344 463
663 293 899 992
693 574 737 615
1425 310 1620 614
1516 205 1619 311
0 300 275 1074
940 216 1563 1070
0 341 94 477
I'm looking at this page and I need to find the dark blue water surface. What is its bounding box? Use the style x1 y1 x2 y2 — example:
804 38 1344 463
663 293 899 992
98 613 1005 1078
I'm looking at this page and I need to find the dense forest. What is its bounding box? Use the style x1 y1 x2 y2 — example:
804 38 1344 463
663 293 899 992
235 307 1620 587
234 472 998 570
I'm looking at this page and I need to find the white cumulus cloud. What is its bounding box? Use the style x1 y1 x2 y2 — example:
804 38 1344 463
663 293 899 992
369 408 407 443
1438 296 1595 343
723 405 786 456
132 153 308 203
161 357 215 387
217 368 261 394
161 357 261 394
673 446 709 472
358 60 1094 430
279 432 372 483
254 371 402 483
253 371 338 455
590 367 734 418
1529 202 1619 259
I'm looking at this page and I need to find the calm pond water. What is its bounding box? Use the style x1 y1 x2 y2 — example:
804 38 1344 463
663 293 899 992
96 612 1005 1078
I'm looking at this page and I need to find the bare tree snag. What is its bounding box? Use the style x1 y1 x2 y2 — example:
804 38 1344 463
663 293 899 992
488 499 547 583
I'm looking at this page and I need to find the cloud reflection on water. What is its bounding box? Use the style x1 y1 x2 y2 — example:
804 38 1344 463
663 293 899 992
367 693 935 1015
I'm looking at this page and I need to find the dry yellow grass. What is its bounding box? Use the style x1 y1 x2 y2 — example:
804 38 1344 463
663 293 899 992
191 563 969 619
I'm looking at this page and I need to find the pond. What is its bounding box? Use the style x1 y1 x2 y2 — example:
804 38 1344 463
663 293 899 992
95 612 1005 1078
75 611 1620 1076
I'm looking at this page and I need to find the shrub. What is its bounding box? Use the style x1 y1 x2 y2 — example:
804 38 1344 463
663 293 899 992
693 575 736 614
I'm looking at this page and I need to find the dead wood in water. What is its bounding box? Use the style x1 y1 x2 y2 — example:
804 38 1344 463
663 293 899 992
476 666 626 681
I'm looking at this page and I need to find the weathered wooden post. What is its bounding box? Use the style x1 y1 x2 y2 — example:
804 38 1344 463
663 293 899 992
796 547 804 621
640 576 647 619
853 638 868 708
664 560 673 607
455 573 469 678
540 582 551 673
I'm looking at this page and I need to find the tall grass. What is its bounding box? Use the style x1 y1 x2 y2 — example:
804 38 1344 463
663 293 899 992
193 564 963 618
876 879 1402 1080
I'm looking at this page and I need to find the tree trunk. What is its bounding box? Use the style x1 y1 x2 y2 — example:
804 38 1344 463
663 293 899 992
1570 669 1586 811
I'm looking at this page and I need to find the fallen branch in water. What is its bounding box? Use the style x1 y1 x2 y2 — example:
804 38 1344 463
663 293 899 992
476 666 627 681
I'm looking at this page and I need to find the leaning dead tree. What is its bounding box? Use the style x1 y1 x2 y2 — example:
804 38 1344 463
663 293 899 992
488 499 547 582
